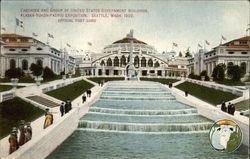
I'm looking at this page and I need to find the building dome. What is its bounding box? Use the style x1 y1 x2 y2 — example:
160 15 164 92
113 36 147 45
113 34 147 45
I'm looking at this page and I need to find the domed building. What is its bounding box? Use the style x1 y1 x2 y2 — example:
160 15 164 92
77 31 189 78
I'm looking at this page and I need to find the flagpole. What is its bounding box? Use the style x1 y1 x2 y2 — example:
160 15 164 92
14 17 17 34
220 36 222 45
203 41 206 51
47 34 49 45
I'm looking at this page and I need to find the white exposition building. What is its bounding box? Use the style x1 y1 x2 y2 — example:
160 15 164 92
75 32 189 77
188 36 250 76
0 34 75 78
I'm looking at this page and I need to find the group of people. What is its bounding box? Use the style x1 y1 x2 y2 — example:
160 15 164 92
9 120 32 154
98 80 104 87
43 109 54 129
59 100 72 117
221 102 236 115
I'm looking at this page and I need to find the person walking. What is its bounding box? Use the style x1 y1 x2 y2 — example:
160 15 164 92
228 102 232 114
185 91 188 97
43 109 53 129
82 94 87 103
24 123 32 143
18 120 25 146
60 102 65 117
221 101 227 112
66 99 72 111
8 128 19 154
87 89 92 97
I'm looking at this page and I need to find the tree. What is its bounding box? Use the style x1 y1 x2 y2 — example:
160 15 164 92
42 67 56 80
227 65 243 81
74 68 81 77
185 48 192 57
212 64 225 81
5 68 24 79
179 51 183 57
30 63 43 77
200 70 210 81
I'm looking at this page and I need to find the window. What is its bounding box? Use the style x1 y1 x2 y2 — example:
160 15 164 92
239 41 247 45
36 47 42 50
21 39 28 42
120 55 126 66
213 53 216 55
37 59 43 67
21 49 28 51
154 61 160 67
114 57 119 67
107 58 112 66
241 52 247 55
134 56 139 68
100 60 105 66
228 52 234 54
22 59 28 70
240 62 246 73
148 59 153 67
9 48 15 51
141 57 146 67
227 62 234 67
10 59 16 69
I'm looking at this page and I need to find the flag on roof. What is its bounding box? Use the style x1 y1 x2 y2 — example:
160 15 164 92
1 27 6 31
16 18 24 28
32 32 38 37
172 42 178 47
198 43 202 48
66 43 71 47
221 35 227 41
88 42 92 46
48 33 54 38
205 40 210 45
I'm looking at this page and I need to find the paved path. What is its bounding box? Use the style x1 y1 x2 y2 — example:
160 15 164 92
0 77 104 158
164 84 249 125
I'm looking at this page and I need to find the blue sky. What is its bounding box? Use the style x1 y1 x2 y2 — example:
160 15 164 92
1 0 249 55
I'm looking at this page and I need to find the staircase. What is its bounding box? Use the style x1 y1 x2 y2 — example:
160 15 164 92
27 96 60 108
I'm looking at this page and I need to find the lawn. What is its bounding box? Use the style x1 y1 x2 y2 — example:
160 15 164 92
46 80 94 101
140 78 179 84
216 79 245 86
0 76 35 83
0 85 24 92
88 77 125 83
0 97 45 139
175 82 239 105
234 100 249 111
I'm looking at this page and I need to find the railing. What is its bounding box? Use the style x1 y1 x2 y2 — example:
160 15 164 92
0 90 15 102
186 78 247 96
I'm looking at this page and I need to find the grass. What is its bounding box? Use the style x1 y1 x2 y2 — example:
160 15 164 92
234 100 249 111
0 85 24 92
0 76 35 83
140 78 179 84
46 80 94 101
0 97 45 139
216 79 245 86
88 77 125 83
175 81 239 105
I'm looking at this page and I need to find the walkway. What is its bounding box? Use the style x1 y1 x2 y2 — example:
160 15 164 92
0 77 103 158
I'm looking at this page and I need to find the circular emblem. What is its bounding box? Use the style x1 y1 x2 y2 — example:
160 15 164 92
209 119 242 152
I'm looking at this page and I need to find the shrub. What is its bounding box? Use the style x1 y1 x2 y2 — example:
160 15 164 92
200 70 210 81
43 67 56 80
5 68 24 79
30 63 43 77
212 64 225 81
227 65 243 82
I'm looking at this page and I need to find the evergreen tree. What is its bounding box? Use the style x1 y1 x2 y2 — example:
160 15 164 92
212 64 225 81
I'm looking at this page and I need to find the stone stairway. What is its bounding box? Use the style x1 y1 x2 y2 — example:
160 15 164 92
27 95 60 108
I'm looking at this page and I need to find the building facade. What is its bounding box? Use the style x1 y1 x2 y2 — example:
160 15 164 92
0 34 75 78
187 36 250 77
76 33 190 78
